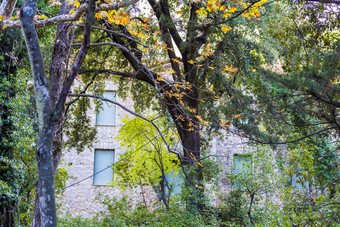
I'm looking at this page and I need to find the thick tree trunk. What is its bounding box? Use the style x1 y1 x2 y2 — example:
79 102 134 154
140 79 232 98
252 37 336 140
35 123 56 226
179 128 205 211
166 83 204 211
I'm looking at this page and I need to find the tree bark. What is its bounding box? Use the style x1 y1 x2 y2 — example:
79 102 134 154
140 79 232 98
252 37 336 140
0 0 17 28
32 2 71 225
20 0 57 226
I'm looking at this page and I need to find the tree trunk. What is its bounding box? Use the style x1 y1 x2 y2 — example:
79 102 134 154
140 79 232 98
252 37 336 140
166 83 204 211
0 195 16 227
32 2 71 225
20 0 57 225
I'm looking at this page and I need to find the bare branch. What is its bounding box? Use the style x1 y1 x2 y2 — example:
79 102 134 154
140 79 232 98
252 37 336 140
237 127 337 145
79 68 134 79
0 0 17 21
76 24 149 48
69 93 174 155
75 40 161 96
1 0 139 31
53 0 96 120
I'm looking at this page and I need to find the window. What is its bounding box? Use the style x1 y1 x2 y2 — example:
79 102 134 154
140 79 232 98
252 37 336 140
291 169 309 191
164 170 183 198
93 150 114 185
233 154 252 189
96 92 116 126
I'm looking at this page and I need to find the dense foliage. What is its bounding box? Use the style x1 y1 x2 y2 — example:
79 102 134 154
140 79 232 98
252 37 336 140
0 0 339 225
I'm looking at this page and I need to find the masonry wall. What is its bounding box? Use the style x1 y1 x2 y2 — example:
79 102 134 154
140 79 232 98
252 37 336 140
60 82 256 217
60 82 158 217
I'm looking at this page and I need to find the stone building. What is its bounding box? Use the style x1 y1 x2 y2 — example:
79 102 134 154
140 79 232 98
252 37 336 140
60 81 254 217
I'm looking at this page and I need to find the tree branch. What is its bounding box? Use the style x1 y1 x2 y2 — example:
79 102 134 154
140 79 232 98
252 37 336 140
1 0 139 31
0 0 17 28
69 93 173 155
53 0 96 120
242 127 337 144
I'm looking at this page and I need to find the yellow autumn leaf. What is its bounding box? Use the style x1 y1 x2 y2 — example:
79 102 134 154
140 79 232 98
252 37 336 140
95 13 103 19
219 5 226 11
119 16 129 25
234 114 242 119
156 76 164 81
187 59 195 64
130 30 138 36
221 26 231 33
221 119 230 129
69 9 75 15
73 0 80 7
210 85 214 91
195 8 207 17
242 12 251 18
230 7 237 12
238 1 248 8
254 2 262 7
196 115 203 122
229 68 239 73
206 4 214 12
39 15 48 19
254 11 261 17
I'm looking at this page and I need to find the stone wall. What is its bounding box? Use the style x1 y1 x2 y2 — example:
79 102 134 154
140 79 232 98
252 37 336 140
60 81 158 217
60 81 258 217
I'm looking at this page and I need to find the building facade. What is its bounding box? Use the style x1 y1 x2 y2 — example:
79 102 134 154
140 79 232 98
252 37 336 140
60 81 254 217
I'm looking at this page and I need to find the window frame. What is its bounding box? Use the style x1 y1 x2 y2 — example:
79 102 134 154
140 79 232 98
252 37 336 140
93 149 115 186
95 91 116 126
232 153 253 190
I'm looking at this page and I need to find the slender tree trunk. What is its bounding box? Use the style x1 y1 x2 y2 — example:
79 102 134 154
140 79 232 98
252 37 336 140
0 195 15 227
248 193 255 225
32 2 71 224
20 0 57 225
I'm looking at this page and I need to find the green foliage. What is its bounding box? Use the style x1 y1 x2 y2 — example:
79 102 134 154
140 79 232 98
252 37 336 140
218 190 249 226
64 95 97 153
114 115 179 189
62 195 221 227
58 215 103 227
0 29 38 226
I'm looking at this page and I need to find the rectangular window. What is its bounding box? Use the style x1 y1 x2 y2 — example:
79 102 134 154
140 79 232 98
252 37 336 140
96 92 116 126
233 154 252 189
93 150 114 185
291 170 309 191
164 170 183 198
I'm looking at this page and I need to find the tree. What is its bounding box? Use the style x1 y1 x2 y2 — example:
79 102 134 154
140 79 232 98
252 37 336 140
4 0 337 223
245 0 340 142
114 115 180 209
0 0 136 225
70 0 270 211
